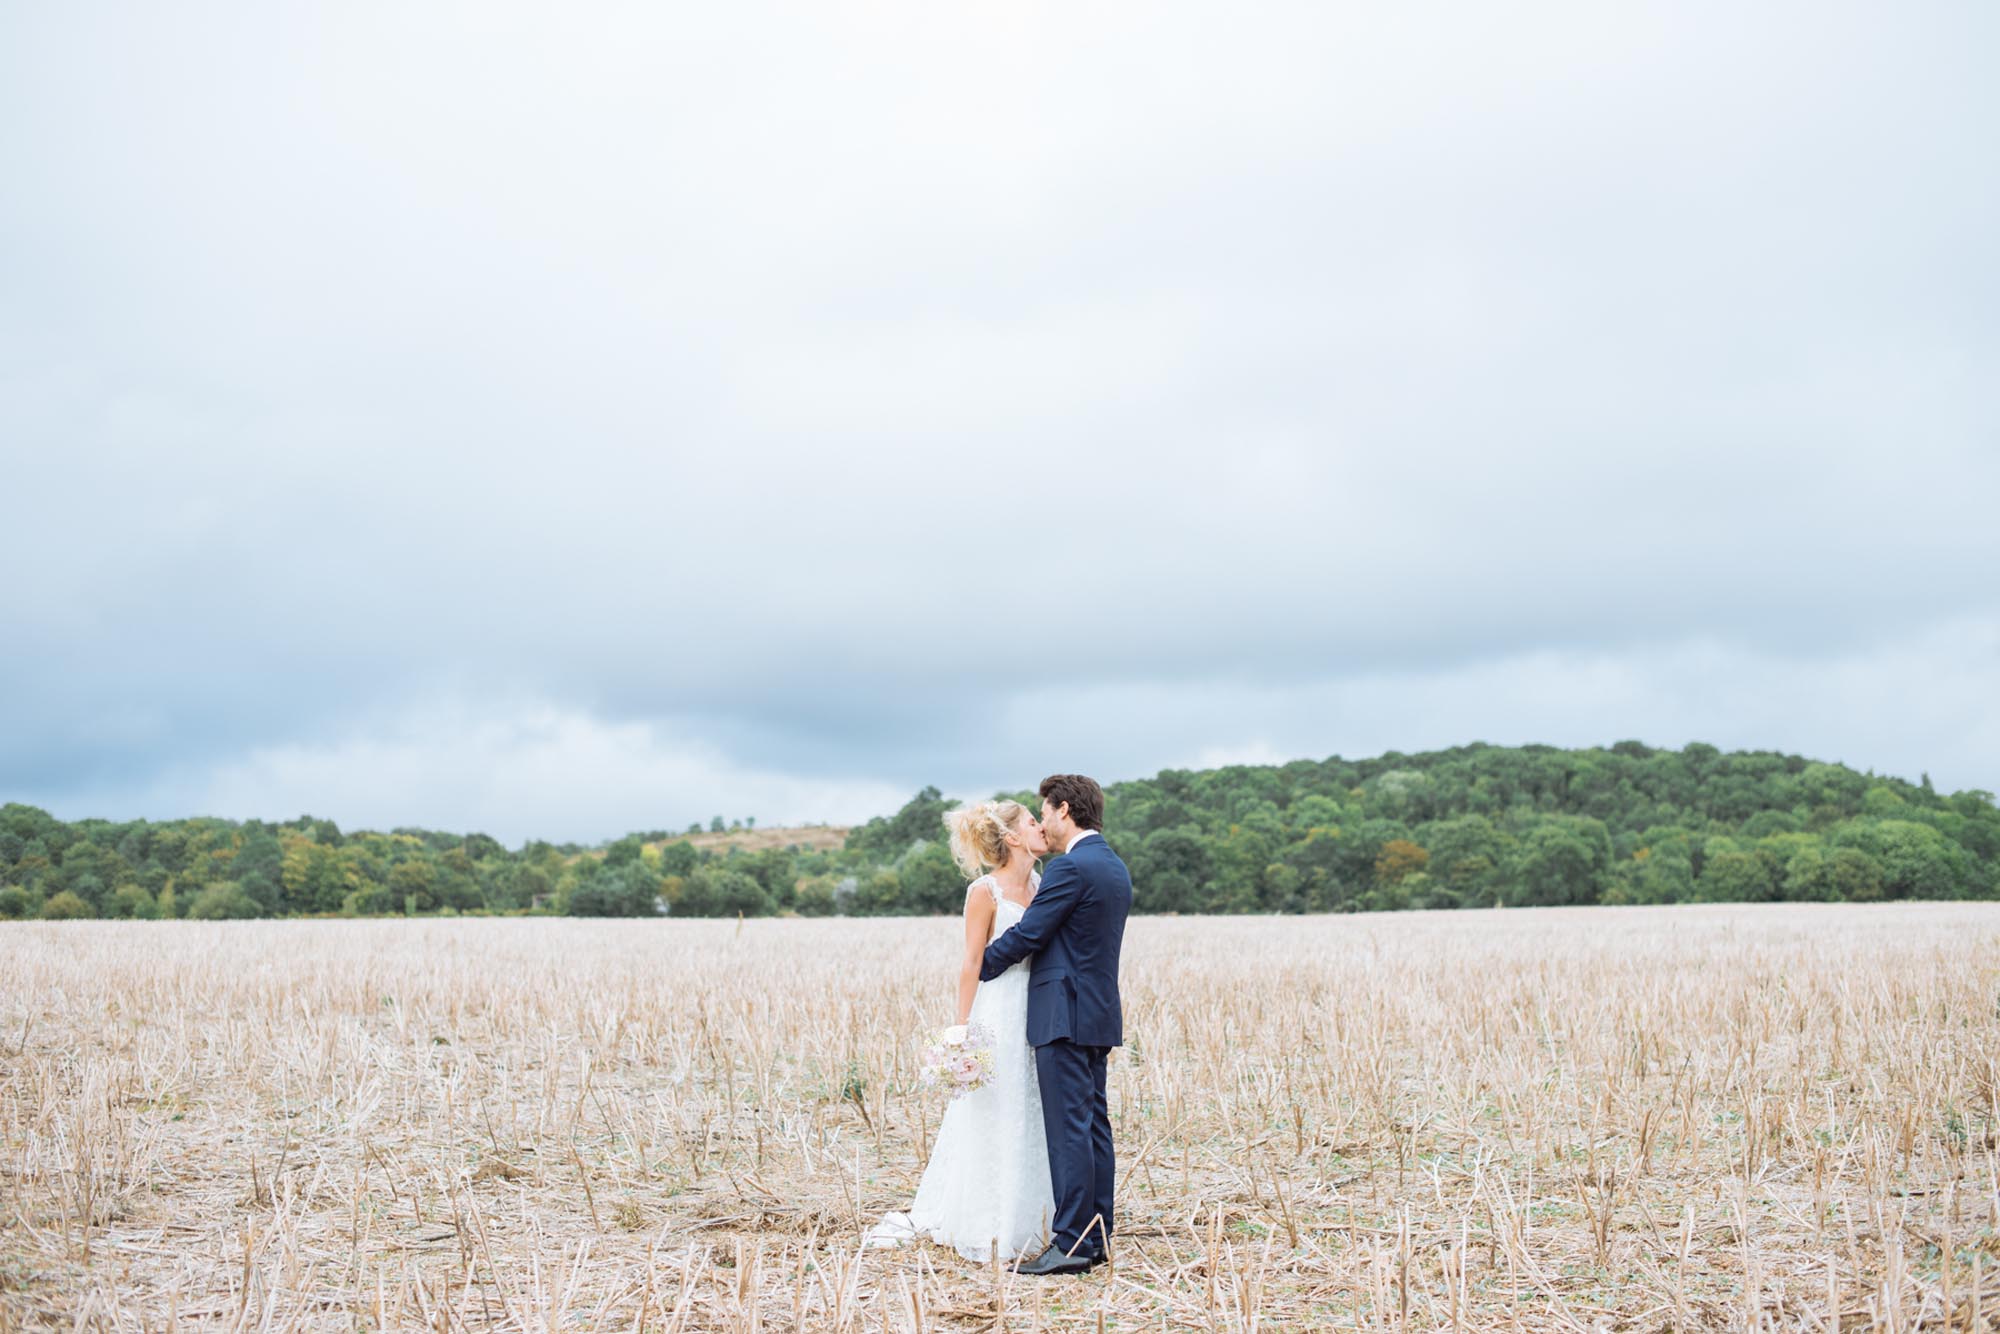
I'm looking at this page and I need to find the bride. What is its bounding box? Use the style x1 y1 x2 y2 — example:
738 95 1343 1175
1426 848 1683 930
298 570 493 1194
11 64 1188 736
865 799 1056 1263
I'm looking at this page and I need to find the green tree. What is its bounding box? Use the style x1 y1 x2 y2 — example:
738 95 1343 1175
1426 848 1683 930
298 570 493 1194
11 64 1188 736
1615 841 1695 904
233 831 284 912
845 867 902 915
189 882 262 919
569 862 663 916
847 787 954 860
895 843 962 915
341 883 401 915
793 875 841 916
110 883 160 919
1280 827 1350 911
1780 847 1839 901
1696 849 1778 902
672 866 769 917
1833 820 1971 899
1826 847 1885 901
1510 820 1610 906
741 848 800 910
387 860 435 913
1421 816 1506 905
41 889 91 919
1212 825 1276 912
1133 827 1211 914
1374 839 1429 885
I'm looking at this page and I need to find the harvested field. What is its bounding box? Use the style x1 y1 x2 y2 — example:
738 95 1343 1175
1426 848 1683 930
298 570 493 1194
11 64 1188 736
2 905 1998 1331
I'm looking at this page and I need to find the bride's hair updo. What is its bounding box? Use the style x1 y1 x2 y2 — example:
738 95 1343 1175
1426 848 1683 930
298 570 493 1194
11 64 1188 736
943 800 1031 879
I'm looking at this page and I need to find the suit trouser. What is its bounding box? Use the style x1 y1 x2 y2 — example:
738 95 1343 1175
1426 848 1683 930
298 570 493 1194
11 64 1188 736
1034 1039 1114 1256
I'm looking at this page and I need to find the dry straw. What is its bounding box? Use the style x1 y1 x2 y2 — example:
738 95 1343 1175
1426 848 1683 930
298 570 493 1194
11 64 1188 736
2 904 1999 1330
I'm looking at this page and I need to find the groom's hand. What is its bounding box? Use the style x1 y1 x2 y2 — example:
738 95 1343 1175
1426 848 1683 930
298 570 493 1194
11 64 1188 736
978 938 1006 982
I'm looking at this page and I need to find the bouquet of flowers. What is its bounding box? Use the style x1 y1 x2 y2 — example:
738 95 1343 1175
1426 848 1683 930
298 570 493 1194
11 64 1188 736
918 1022 997 1101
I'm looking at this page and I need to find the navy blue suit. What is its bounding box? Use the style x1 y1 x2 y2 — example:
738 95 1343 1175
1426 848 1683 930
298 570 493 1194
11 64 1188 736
980 832 1131 1258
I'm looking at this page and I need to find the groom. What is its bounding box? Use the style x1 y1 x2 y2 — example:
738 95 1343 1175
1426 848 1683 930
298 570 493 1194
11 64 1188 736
980 773 1132 1276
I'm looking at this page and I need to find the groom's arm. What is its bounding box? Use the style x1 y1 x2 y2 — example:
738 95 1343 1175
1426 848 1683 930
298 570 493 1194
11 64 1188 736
980 856 1083 980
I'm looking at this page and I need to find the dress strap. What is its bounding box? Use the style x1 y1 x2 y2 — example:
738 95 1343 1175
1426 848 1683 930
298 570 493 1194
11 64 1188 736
978 874 1002 907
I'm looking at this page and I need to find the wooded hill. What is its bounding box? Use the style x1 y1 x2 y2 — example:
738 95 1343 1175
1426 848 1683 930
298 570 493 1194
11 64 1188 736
3 742 1994 919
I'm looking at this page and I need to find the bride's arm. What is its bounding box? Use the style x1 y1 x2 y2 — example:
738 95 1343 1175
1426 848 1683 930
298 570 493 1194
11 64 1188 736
956 883 997 1025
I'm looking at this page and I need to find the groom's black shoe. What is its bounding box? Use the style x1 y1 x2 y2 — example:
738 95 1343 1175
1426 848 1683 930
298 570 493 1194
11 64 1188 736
1013 1245 1091 1276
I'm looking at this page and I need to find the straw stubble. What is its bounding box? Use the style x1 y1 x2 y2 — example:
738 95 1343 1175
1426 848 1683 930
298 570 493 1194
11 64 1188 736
2 903 1998 1330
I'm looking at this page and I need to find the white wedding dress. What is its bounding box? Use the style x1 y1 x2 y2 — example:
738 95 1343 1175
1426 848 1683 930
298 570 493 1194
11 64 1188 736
865 872 1055 1263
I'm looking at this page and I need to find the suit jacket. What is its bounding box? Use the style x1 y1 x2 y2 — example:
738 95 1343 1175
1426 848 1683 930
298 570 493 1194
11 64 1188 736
979 833 1131 1047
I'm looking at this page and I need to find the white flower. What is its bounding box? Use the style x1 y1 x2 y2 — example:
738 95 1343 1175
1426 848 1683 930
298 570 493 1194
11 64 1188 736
941 1024 968 1045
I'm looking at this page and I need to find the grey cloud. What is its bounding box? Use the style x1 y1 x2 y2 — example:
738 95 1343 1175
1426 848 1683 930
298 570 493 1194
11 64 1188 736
3 0 1996 836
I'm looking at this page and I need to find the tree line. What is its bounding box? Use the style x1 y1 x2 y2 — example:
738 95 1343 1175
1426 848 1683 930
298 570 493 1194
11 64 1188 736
3 742 1995 921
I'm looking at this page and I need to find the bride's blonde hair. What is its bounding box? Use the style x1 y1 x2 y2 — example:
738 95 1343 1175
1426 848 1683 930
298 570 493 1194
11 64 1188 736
943 800 1032 879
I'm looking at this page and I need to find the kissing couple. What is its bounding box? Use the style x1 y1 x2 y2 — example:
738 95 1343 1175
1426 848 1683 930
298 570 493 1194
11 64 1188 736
865 773 1132 1276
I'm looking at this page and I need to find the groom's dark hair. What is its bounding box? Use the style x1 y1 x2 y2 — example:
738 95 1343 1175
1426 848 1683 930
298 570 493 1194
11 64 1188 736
1039 774 1104 831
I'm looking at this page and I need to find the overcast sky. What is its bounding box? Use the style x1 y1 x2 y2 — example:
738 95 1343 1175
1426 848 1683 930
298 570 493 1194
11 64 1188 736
3 1 1995 844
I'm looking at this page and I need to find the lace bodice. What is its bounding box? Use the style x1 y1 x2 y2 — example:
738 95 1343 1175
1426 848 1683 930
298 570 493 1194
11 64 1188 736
976 870 1041 941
